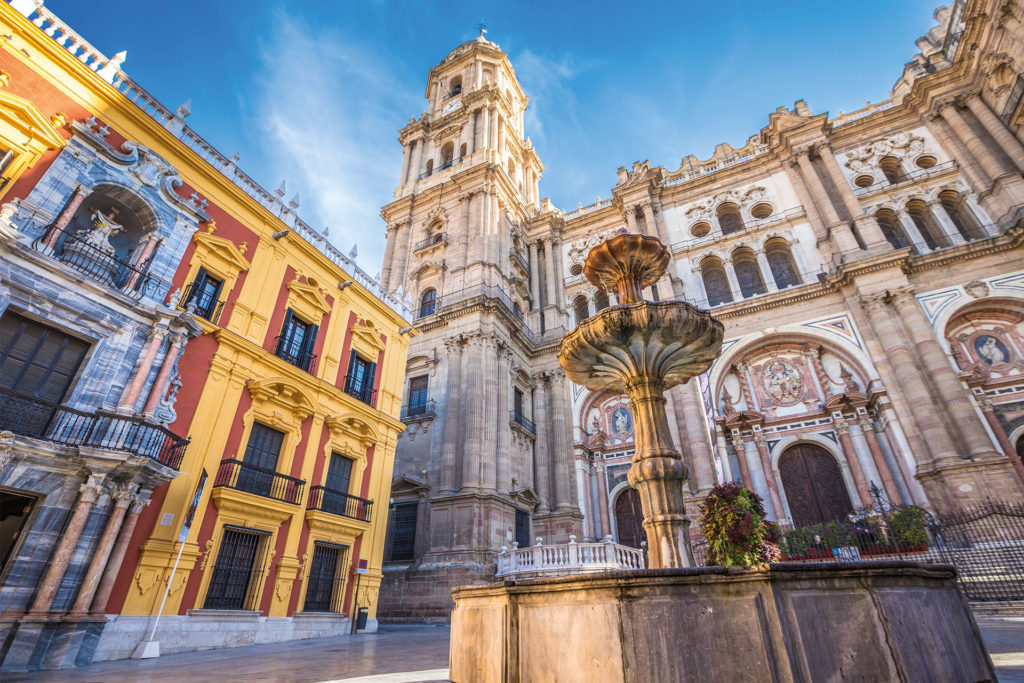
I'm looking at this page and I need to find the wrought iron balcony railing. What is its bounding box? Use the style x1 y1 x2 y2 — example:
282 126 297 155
414 232 448 252
509 248 529 273
342 379 376 406
0 387 188 469
273 337 318 373
401 399 436 421
178 282 225 324
307 486 373 522
32 224 161 300
213 459 305 504
510 410 536 436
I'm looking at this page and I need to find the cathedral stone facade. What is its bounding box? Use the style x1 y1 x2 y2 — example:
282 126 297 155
379 0 1024 618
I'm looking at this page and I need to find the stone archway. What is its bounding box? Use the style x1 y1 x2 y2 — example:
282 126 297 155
778 443 854 528
614 487 644 549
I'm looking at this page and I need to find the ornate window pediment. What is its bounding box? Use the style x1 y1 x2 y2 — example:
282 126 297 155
286 278 332 322
0 87 67 201
191 221 250 281
246 376 316 422
349 317 386 358
325 414 379 452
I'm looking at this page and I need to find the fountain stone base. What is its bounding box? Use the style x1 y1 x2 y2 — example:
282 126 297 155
449 561 994 683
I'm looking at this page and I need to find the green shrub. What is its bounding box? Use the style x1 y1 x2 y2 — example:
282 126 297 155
699 483 781 566
887 506 929 547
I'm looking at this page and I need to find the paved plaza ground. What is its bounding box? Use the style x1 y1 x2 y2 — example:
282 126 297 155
7 616 1024 682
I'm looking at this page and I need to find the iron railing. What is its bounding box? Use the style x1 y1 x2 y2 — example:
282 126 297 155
414 232 447 251
510 410 536 435
308 486 373 522
401 399 436 421
509 248 529 273
32 224 160 300
178 281 225 324
418 155 464 180
932 500 1024 602
273 337 318 373
303 543 350 613
342 379 376 406
0 386 188 469
213 459 305 504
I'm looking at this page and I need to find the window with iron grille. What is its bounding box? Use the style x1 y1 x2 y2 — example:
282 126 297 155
513 388 524 418
407 375 428 416
515 508 531 548
237 423 284 497
388 502 418 562
0 311 89 403
183 267 223 321
325 452 353 493
203 526 270 610
344 351 376 405
303 542 349 613
275 309 318 371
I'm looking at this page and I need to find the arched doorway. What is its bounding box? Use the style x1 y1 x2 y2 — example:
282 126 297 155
614 487 645 548
778 444 854 528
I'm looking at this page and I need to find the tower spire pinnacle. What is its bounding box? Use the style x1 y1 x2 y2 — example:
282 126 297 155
478 19 487 38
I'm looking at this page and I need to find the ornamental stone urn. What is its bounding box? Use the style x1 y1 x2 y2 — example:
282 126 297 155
558 232 723 568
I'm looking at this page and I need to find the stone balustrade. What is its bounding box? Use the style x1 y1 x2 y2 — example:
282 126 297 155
495 536 645 578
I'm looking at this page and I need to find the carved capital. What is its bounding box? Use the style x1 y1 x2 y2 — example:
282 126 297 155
888 286 917 309
859 292 890 316
834 420 850 435
79 477 106 504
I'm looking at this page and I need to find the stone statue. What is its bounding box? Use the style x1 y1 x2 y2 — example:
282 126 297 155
84 208 124 253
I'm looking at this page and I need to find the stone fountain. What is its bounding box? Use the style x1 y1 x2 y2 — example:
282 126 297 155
558 232 722 568
448 234 995 682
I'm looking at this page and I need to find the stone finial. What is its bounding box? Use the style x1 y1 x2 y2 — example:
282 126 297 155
535 537 543 547
206 220 217 234
176 99 192 118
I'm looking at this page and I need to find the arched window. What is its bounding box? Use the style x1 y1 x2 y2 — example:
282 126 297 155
507 159 517 182
764 240 801 289
459 143 467 158
424 159 434 177
419 288 437 317
717 203 745 235
573 295 590 324
905 199 944 250
449 76 462 97
874 208 910 249
939 190 985 241
732 248 767 298
440 142 455 168
701 258 733 306
594 290 610 311
879 156 905 185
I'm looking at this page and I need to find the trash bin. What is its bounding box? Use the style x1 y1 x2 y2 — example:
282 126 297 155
356 606 368 630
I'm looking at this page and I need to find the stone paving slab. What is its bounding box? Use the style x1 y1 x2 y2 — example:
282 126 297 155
977 615 1024 683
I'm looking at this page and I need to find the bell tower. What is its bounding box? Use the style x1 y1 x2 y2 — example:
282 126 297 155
378 35 579 618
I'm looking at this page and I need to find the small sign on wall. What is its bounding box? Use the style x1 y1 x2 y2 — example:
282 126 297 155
357 558 368 574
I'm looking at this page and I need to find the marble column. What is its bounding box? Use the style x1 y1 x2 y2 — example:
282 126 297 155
895 208 929 251
126 233 162 290
753 435 785 520
785 160 829 245
489 107 499 155
624 206 638 233
119 328 168 410
860 293 959 464
834 419 871 506
940 103 1007 182
410 139 424 182
551 371 574 511
926 114 991 192
543 238 557 322
528 240 540 309
641 202 665 243
480 337 498 490
533 375 551 512
494 345 511 492
458 193 473 275
858 416 904 505
723 259 743 302
44 184 92 248
595 460 611 538
964 94 1024 170
399 142 412 185
755 249 778 292
889 288 1001 461
380 224 398 290
729 433 754 490
678 382 716 492
716 434 734 483
30 478 105 614
440 338 464 494
143 334 186 415
795 150 860 253
929 200 967 245
461 337 485 490
976 395 1024 485
69 486 135 615
479 108 490 150
90 494 149 615
818 143 888 248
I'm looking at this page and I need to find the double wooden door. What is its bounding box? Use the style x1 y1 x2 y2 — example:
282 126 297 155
614 487 645 549
778 444 853 528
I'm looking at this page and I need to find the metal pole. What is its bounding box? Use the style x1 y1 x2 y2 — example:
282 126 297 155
134 539 185 658
350 570 362 635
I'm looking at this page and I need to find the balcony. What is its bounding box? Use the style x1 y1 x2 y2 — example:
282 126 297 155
273 339 317 373
342 380 376 406
496 537 645 579
0 387 188 469
417 155 464 180
32 224 159 300
213 459 305 505
401 399 436 422
178 282 225 325
509 248 529 274
510 410 536 436
308 486 373 522
414 232 448 252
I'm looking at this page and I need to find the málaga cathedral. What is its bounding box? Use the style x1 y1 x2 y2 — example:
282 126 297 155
377 0 1024 618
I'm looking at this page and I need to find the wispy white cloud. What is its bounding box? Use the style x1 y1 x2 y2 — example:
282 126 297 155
250 7 419 272
513 49 585 150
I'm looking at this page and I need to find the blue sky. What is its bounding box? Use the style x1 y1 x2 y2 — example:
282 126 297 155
48 0 941 272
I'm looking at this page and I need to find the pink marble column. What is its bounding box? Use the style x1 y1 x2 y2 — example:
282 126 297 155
596 461 611 538
730 433 754 491
142 334 186 415
125 233 162 290
834 419 871 506
29 479 105 614
90 494 149 615
858 416 904 505
753 435 785 520
44 184 91 248
69 487 134 615
977 395 1024 485
118 328 167 410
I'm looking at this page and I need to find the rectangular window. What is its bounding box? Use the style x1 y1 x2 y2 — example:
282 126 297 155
344 351 376 405
0 311 89 403
303 542 349 613
407 375 428 416
275 309 318 372
513 388 524 418
237 423 284 497
388 502 418 562
204 527 270 610
515 508 531 549
183 267 224 322
325 452 353 493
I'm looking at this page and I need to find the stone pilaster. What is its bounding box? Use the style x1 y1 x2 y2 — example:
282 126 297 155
858 416 904 505
752 434 785 520
532 373 551 512
439 337 464 494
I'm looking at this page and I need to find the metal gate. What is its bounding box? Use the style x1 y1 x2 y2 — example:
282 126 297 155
204 526 270 610
933 501 1024 602
304 542 349 613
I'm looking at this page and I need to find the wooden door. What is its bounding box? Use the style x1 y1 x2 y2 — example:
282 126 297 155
778 444 853 528
614 487 645 548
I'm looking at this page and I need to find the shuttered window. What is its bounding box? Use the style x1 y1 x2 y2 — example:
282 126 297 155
0 311 88 403
344 352 376 405
275 309 318 372
325 452 353 493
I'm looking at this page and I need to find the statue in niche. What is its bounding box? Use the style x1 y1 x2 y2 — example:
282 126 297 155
83 208 124 253
763 359 803 406
975 335 1010 365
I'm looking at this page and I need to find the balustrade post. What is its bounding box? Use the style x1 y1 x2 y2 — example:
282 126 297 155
568 534 578 567
511 541 518 574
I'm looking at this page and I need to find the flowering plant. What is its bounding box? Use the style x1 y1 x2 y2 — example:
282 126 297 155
698 482 781 566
